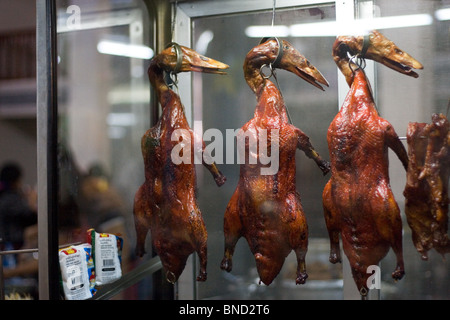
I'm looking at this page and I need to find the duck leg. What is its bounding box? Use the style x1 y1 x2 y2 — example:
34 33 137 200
296 128 330 175
133 184 151 257
220 189 242 272
322 182 342 264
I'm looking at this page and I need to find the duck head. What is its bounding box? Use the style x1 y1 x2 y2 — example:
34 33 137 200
333 30 423 86
244 38 329 92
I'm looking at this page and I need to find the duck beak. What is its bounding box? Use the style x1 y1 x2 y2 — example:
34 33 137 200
278 40 329 91
160 44 229 75
182 45 229 74
364 30 423 78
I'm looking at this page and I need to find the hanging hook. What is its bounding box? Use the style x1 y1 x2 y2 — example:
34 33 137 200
347 51 366 75
360 287 369 300
169 71 179 91
165 42 183 74
260 63 274 79
259 1 292 126
171 1 178 43
164 42 183 90
271 0 277 28
259 37 284 70
347 34 370 74
257 0 283 73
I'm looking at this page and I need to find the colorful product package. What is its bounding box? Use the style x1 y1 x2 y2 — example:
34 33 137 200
59 243 96 300
88 229 123 286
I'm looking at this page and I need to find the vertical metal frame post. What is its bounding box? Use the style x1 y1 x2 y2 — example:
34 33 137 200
36 0 59 300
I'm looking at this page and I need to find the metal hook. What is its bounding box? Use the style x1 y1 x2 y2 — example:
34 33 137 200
166 270 176 284
165 42 183 74
271 0 277 28
258 36 292 124
169 71 179 89
347 52 358 74
260 63 274 79
347 52 366 74
170 1 178 42
348 33 370 74
360 287 369 300
259 37 284 69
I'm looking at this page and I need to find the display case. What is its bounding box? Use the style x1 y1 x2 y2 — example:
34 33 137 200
36 0 449 300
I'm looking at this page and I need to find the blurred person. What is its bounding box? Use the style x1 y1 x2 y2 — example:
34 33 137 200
2 224 39 299
79 163 127 231
0 162 38 298
0 162 37 253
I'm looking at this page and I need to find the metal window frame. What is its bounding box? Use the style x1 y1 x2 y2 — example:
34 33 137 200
36 0 59 300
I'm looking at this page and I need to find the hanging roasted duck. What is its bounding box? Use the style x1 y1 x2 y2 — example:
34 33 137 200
404 113 450 260
220 38 330 286
133 43 228 283
322 30 423 296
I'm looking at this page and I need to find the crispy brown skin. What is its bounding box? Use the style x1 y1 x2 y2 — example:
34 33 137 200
404 114 450 260
133 59 225 283
323 69 408 292
220 77 329 285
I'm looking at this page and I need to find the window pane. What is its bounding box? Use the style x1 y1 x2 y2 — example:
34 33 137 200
192 4 341 300
360 0 450 300
57 0 154 299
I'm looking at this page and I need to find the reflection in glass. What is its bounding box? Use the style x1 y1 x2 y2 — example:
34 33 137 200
56 0 153 299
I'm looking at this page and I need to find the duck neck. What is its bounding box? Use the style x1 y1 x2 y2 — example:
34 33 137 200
148 61 186 126
148 61 171 105
340 68 377 115
244 56 289 119
244 58 266 94
335 58 357 87
254 81 288 121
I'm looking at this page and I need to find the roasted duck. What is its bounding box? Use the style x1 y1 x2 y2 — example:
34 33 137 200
322 30 423 295
404 113 450 260
220 38 330 285
133 44 228 283
404 122 430 259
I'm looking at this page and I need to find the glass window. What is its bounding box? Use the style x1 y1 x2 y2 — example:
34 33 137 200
181 0 450 300
190 4 341 300
359 0 450 300
51 0 449 300
56 0 155 299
